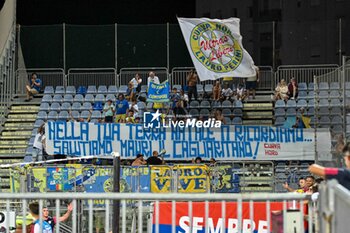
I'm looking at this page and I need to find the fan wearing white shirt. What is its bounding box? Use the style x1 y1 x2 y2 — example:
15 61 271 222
129 73 142 92
147 71 160 88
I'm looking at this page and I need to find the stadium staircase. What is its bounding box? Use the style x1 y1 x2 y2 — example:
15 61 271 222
243 90 273 126
0 96 41 192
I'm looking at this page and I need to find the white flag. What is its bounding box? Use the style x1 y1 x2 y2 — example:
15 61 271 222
177 17 256 81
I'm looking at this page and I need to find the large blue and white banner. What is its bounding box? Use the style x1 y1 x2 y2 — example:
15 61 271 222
45 122 331 161
147 80 170 103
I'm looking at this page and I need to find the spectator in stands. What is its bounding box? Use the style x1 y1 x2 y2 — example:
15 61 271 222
32 124 45 162
130 73 142 93
212 81 221 101
103 99 115 123
187 70 198 101
236 83 247 101
69 110 92 123
220 84 234 101
180 90 189 108
147 71 160 88
192 157 203 164
115 94 129 123
43 203 73 231
126 82 135 101
129 98 139 118
210 158 216 165
25 73 42 101
135 117 141 124
29 202 52 233
170 87 181 109
288 77 298 100
246 65 259 99
283 177 306 193
173 100 187 121
309 142 350 190
274 79 289 101
214 109 226 125
131 154 147 166
147 151 164 165
126 109 135 123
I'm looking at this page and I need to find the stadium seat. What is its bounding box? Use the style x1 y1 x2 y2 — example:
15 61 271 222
58 111 69 121
37 111 47 120
34 119 44 128
204 84 213 94
330 82 340 90
91 111 102 119
44 86 54 94
329 90 340 98
331 116 342 125
42 95 53 103
90 119 99 123
173 84 182 91
189 109 199 117
98 85 108 94
146 102 153 110
274 108 285 117
140 85 148 93
211 101 221 108
232 108 243 117
77 86 87 95
93 102 103 111
224 117 232 125
196 84 204 96
298 82 307 91
275 100 285 108
39 102 50 112
296 99 307 109
80 111 91 119
74 94 84 103
308 99 315 108
317 107 329 116
189 100 200 108
307 107 315 116
232 117 242 125
319 116 331 127
330 107 342 116
119 85 128 94
286 108 296 116
66 86 76 94
50 102 60 111
63 94 74 103
84 94 95 103
61 102 71 111
221 100 232 108
274 117 285 126
199 109 210 117
308 82 315 91
330 99 341 107
95 94 105 102
87 85 97 94
106 94 116 102
28 137 35 146
52 94 63 103
55 86 65 94
318 99 329 108
137 102 147 110
47 111 58 120
81 102 92 111
71 102 81 111
234 100 243 108
298 91 307 99
286 100 296 108
71 111 80 120
108 85 118 94
318 82 329 90
318 91 329 99
222 109 232 117
200 100 211 108
306 91 315 100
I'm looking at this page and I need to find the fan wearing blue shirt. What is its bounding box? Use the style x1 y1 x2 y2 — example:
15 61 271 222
26 73 42 101
115 94 129 123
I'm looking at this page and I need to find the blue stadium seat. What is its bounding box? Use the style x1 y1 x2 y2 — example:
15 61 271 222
55 86 65 94
73 94 84 103
140 85 148 93
308 82 315 91
330 99 341 107
298 82 307 91
50 102 60 111
87 85 97 94
119 85 128 94
318 91 329 99
297 99 307 108
221 100 232 108
346 82 350 89
233 108 243 117
274 108 285 117
66 86 76 94
37 111 47 120
329 90 340 98
307 107 315 116
275 100 285 108
106 94 116 102
308 99 315 108
85 94 95 103
47 111 58 120
318 82 329 90
286 100 297 108
189 109 199 117
331 116 342 125
52 94 63 103
224 117 232 125
204 84 213 93
189 100 200 108
77 86 87 95
61 102 71 111
91 111 102 119
63 94 74 103
39 103 50 112
306 91 315 100
222 109 232 117
80 110 91 119
211 101 221 108
58 111 69 121
274 117 285 126
332 125 343 134
81 102 92 111
200 100 211 108
286 108 296 116
93 102 103 111
234 100 243 108
44 86 54 94
137 102 147 110
232 117 242 125
34 119 44 128
98 85 108 94
196 84 204 96
108 85 118 94
318 99 329 108
298 91 307 99
330 82 340 90
319 116 331 127
95 94 105 103
71 110 80 120
330 107 342 116
199 109 210 117
42 95 53 103
318 107 329 116
173 85 182 91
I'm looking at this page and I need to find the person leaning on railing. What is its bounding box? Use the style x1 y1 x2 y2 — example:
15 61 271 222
309 142 350 190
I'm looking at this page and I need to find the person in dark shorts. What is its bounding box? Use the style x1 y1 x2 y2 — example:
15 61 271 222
309 142 350 190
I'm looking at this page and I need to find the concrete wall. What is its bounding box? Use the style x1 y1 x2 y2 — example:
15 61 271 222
0 0 15 56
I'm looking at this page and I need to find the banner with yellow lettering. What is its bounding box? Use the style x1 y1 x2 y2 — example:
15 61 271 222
151 166 173 193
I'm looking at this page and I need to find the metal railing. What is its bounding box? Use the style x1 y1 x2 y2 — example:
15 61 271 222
67 68 117 87
118 67 168 87
0 192 313 233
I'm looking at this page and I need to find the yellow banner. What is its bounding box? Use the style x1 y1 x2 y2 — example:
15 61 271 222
176 165 209 193
150 166 172 193
31 168 47 192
